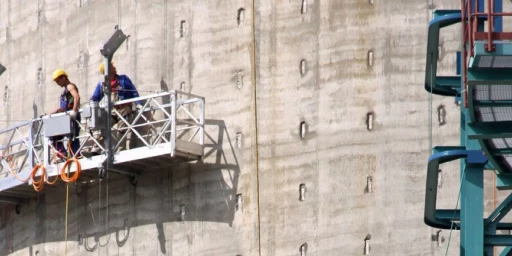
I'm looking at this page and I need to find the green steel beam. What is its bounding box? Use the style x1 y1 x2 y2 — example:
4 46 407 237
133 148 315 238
485 235 512 246
468 70 512 83
497 223 512 229
460 166 485 254
435 76 461 90
497 175 512 190
474 42 512 57
473 101 512 107
432 146 466 154
433 9 461 17
500 246 512 256
485 193 512 229
489 148 512 155
435 209 460 221
467 122 512 140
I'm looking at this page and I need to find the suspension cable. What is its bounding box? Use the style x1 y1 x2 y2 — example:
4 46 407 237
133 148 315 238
251 0 262 255
65 183 69 256
444 168 465 256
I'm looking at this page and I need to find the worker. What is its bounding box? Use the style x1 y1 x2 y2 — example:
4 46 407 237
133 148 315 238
84 61 142 157
49 69 81 159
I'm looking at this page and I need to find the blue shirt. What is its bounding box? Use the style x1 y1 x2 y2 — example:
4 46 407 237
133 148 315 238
90 74 142 105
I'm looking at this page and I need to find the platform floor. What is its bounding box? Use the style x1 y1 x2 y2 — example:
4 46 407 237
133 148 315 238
0 139 202 205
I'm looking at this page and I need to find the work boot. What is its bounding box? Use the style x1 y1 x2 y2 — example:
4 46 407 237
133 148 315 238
81 146 101 158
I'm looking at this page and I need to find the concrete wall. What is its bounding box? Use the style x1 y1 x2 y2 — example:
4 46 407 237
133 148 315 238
256 0 465 255
0 0 478 255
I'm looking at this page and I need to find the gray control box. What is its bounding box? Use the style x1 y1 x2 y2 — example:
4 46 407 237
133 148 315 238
43 115 72 137
84 104 107 130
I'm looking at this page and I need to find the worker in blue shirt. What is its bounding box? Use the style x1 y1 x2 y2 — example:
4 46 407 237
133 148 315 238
84 61 142 157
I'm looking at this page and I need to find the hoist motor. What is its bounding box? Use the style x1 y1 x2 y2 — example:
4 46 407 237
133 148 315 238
82 101 107 131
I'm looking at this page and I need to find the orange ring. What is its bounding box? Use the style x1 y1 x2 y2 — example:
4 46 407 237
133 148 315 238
30 164 46 192
60 158 81 183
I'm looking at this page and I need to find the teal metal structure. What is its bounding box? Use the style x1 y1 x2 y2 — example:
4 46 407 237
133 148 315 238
424 0 512 255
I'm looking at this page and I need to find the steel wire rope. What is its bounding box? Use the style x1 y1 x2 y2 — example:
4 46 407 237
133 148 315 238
250 0 262 255
61 140 82 256
443 169 465 256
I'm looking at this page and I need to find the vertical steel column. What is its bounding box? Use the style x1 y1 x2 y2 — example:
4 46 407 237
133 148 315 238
103 56 113 170
170 92 176 156
199 98 205 149
486 0 494 51
495 0 503 32
99 28 127 171
28 122 34 168
478 0 485 12
43 137 49 167
460 163 485 255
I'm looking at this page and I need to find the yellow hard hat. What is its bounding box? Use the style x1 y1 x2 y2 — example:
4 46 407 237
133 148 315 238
52 69 67 81
99 61 115 75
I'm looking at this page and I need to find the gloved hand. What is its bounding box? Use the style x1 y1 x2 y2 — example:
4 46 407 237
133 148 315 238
69 110 77 120
136 104 143 112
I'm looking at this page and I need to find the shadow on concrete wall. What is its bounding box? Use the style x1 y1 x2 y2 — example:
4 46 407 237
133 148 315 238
0 119 240 255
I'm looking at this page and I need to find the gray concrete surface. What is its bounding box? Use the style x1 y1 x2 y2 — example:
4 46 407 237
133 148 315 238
0 0 492 255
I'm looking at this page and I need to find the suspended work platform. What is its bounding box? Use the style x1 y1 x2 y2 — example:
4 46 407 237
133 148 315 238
0 91 204 205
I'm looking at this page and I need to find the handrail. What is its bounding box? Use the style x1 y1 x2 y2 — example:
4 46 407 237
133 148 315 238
470 12 512 17
0 92 205 190
425 148 471 229
425 11 462 96
425 148 512 231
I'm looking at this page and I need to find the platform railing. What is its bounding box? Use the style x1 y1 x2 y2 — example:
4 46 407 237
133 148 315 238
461 0 508 105
0 120 45 180
0 91 205 185
174 91 205 153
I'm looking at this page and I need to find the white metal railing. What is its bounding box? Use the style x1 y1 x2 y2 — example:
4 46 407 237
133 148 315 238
0 91 204 187
0 119 44 180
